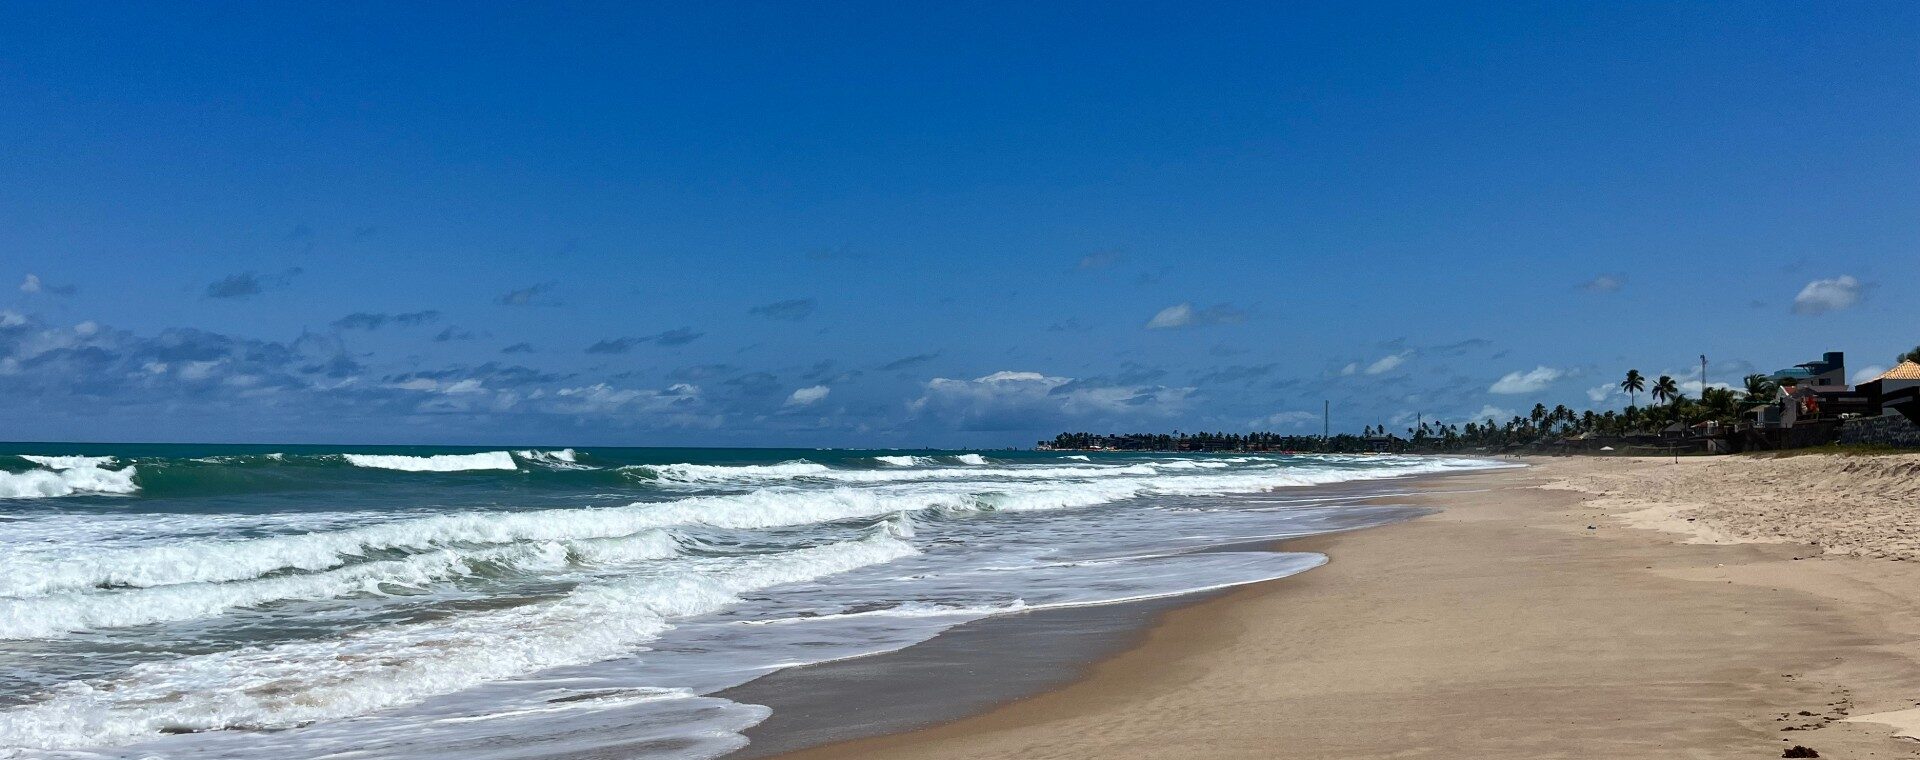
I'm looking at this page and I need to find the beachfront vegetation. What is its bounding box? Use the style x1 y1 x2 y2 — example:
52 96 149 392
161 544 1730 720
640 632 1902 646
1046 431 1383 453
1047 366 1789 454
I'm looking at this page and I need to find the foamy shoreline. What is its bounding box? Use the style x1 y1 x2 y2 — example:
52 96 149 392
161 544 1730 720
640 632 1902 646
0 449 1507 757
719 481 1432 758
765 455 1920 759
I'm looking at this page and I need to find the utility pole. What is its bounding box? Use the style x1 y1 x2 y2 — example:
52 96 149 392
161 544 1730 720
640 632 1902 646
1700 354 1708 397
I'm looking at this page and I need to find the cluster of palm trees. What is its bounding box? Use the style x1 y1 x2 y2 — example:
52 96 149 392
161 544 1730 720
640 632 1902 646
1619 369 1732 407
1389 368 1785 450
1551 367 1779 433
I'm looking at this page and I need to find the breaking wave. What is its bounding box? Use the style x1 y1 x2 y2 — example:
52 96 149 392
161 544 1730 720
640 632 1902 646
0 532 671 639
0 488 970 599
0 457 1490 600
341 451 519 472
0 534 915 749
0 464 140 499
514 449 592 469
624 460 1158 485
18 455 118 470
0 448 1516 757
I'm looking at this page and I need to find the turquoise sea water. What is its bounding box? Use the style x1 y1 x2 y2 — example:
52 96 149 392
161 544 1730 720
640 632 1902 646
0 443 1507 758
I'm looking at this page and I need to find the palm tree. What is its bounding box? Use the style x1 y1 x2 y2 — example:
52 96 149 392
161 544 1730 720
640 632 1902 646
1701 387 1742 422
1742 373 1777 401
1651 375 1679 405
1900 345 1920 364
1620 370 1645 408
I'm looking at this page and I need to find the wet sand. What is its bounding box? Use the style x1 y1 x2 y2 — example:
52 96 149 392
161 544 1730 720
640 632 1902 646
722 495 1427 757
747 458 1920 759
722 591 1195 759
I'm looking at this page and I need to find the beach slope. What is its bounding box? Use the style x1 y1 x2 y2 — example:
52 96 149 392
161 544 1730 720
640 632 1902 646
772 457 1920 759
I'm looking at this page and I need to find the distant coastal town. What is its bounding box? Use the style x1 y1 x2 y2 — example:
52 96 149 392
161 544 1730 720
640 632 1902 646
1042 347 1920 455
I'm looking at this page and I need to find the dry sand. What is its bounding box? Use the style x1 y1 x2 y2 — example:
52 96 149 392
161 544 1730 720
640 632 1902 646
769 455 1920 759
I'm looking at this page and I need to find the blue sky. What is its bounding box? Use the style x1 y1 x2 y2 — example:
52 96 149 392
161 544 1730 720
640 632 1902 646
3 2 1916 446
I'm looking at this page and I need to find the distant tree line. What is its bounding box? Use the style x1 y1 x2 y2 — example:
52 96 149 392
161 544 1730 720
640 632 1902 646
1044 431 1381 453
1042 361 1870 454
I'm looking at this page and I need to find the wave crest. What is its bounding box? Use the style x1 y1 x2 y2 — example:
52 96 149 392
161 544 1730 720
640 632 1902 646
0 534 914 748
342 452 518 472
0 465 139 499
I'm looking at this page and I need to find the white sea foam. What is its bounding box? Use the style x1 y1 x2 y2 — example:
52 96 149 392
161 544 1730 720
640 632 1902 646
950 454 990 465
342 452 518 472
1152 459 1230 469
0 489 958 598
0 465 139 499
0 532 682 639
628 461 833 481
871 455 931 467
0 452 1517 757
0 535 915 749
740 599 1029 625
513 449 590 469
18 455 117 470
1062 454 1091 461
0 457 1505 599
627 461 1157 484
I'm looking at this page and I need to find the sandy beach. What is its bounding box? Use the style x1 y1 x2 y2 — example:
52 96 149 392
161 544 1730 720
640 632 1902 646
766 455 1920 759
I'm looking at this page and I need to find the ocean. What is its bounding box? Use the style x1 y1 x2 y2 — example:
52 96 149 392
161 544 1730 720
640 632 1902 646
0 444 1507 758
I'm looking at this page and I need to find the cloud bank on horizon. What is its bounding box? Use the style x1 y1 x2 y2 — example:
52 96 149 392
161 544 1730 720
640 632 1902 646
1 4 1914 445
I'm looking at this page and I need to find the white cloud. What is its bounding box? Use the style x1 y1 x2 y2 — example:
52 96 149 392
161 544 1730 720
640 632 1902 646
1255 411 1319 429
1488 366 1564 394
549 383 703 416
912 370 1192 430
1365 352 1408 375
1145 303 1194 329
1792 275 1863 315
785 385 830 407
441 378 484 395
391 377 483 394
0 310 24 328
1580 274 1625 293
1470 405 1516 423
177 360 223 381
19 274 41 293
1851 366 1887 385
1144 302 1244 330
1340 362 1359 376
976 371 1049 383
1585 383 1619 403
1677 379 1737 396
